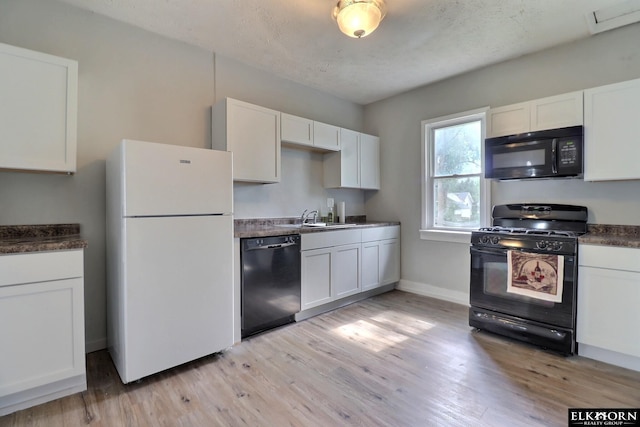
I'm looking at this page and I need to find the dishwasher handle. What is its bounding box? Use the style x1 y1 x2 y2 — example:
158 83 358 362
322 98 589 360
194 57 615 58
247 242 299 251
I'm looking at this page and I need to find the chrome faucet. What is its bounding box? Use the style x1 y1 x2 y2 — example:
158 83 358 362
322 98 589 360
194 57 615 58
301 209 318 224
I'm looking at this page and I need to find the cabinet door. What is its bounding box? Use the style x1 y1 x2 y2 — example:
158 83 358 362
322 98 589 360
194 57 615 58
584 78 640 181
0 42 77 173
361 241 381 291
339 128 360 188
301 248 332 310
486 102 530 138
380 239 400 285
332 243 360 299
225 99 281 183
281 113 313 147
577 266 640 358
313 121 340 151
360 133 380 190
0 277 85 398
531 91 583 131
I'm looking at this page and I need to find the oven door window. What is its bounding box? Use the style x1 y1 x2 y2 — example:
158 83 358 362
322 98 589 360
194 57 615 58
470 247 575 328
482 260 553 307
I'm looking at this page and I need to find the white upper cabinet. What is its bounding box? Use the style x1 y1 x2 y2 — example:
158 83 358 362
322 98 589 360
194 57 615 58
281 114 340 152
487 102 530 138
487 91 583 138
324 128 360 188
281 113 314 148
212 98 281 183
360 133 380 190
583 78 640 181
531 92 583 131
0 42 78 174
324 130 380 190
312 121 341 151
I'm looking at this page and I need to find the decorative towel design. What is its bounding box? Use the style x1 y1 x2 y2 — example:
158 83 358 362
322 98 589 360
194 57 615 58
507 251 564 303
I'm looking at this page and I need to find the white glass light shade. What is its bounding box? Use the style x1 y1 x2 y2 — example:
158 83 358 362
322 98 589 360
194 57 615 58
334 0 386 38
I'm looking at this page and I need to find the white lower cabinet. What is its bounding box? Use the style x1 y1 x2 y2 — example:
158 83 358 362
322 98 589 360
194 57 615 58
577 244 640 370
301 226 400 311
301 230 361 311
0 250 86 416
332 243 361 299
301 248 333 309
361 226 400 291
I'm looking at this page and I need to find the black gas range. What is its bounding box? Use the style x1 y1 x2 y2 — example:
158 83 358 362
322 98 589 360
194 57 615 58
469 203 588 354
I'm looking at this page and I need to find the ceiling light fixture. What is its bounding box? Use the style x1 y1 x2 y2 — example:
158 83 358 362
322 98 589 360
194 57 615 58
333 0 387 38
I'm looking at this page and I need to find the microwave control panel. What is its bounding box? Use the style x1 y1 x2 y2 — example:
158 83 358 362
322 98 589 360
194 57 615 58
558 140 579 166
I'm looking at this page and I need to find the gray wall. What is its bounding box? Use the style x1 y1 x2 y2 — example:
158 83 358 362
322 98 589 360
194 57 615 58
364 23 640 302
0 0 364 350
3 0 640 350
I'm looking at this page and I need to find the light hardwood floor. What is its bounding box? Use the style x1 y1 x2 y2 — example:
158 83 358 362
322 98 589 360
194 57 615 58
2 291 639 426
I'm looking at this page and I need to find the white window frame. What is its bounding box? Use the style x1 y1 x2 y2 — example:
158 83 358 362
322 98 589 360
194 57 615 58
420 107 491 243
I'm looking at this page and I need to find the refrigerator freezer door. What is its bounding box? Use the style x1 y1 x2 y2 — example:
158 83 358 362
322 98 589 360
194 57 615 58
121 140 232 217
120 215 233 383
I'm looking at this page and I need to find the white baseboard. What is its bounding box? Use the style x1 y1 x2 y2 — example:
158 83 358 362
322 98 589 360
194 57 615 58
578 343 640 372
396 279 469 306
0 374 86 417
85 337 107 354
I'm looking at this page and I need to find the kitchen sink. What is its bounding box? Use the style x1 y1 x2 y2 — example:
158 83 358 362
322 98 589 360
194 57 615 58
274 223 357 229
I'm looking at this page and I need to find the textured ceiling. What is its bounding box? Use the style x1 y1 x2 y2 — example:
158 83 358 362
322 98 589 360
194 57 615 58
57 0 628 104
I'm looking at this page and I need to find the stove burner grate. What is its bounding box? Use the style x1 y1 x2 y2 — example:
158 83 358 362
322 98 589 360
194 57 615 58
477 227 579 237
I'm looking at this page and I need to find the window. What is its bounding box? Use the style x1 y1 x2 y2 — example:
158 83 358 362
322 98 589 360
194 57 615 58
421 108 489 242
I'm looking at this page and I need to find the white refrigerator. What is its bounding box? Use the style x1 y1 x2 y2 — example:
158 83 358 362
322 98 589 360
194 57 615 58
106 139 233 384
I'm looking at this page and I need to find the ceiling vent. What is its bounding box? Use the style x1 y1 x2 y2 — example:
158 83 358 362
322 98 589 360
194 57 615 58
586 0 640 34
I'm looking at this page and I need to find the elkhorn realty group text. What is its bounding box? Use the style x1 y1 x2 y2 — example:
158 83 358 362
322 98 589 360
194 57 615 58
569 409 640 427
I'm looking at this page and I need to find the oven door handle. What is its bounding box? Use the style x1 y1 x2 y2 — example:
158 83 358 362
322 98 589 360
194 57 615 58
551 138 558 174
470 247 508 256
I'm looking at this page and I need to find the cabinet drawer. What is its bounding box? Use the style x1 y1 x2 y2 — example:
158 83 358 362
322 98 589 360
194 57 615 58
579 245 640 272
362 225 399 242
0 250 83 287
301 229 361 251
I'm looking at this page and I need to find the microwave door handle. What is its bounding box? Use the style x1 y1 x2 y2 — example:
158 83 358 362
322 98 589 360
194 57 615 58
551 138 558 174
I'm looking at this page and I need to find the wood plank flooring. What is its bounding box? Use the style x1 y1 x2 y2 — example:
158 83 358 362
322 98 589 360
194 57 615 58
2 291 639 426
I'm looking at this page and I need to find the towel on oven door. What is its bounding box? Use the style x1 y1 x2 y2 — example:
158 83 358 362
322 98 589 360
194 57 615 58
507 251 564 303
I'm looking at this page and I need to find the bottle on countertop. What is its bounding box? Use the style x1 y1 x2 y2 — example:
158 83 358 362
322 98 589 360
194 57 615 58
337 201 346 224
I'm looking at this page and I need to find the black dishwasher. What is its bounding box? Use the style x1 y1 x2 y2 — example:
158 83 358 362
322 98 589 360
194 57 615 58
240 235 301 338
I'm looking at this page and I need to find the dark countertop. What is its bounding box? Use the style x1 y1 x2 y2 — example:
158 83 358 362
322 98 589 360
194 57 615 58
0 224 88 254
578 224 640 249
235 217 400 238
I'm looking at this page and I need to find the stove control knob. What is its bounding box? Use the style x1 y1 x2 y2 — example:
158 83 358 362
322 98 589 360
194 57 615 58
480 236 489 244
536 241 548 250
490 236 500 245
552 242 564 251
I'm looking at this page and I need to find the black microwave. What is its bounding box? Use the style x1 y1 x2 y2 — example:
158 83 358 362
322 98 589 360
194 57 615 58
484 125 583 180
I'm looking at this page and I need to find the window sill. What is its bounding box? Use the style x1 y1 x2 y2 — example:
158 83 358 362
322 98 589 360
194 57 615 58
420 229 471 244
